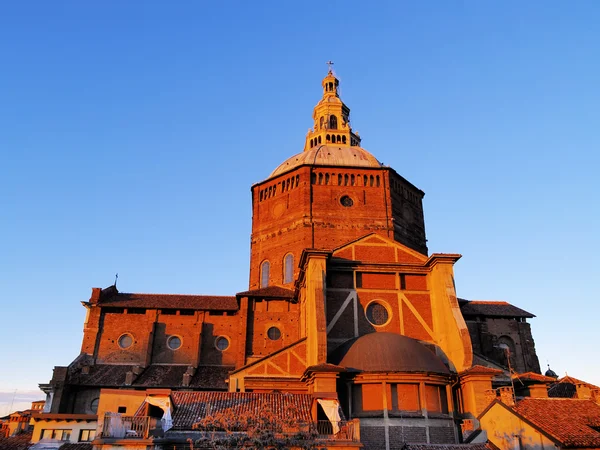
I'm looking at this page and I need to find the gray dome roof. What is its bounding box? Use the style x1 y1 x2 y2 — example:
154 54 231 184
330 332 449 374
270 145 383 178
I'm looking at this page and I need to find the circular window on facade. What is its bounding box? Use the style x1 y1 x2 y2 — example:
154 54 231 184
118 334 133 349
90 398 99 414
366 301 390 326
215 336 230 351
167 336 182 351
267 326 281 341
340 195 354 207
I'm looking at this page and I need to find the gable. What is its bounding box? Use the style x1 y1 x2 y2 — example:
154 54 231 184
332 233 428 264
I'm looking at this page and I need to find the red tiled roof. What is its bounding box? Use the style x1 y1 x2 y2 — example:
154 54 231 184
404 444 497 450
548 376 600 398
236 286 295 299
512 398 600 447
0 432 32 450
68 364 232 390
68 364 135 386
460 365 504 376
513 372 556 383
459 300 534 318
99 293 238 311
558 376 600 389
170 392 313 429
59 444 93 450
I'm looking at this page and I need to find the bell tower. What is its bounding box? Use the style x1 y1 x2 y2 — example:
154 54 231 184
304 68 362 151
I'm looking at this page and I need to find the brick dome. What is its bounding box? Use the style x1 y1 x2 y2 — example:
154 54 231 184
330 332 450 374
270 145 383 178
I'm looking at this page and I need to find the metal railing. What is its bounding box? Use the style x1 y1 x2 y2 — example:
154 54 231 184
101 412 151 439
315 420 358 442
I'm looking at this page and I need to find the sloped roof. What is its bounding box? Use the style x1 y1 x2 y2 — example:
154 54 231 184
59 444 93 450
99 293 238 311
513 372 556 383
404 444 498 450
330 332 449 374
68 364 232 390
269 145 383 178
236 286 295 299
548 376 600 398
459 300 534 318
170 392 313 429
68 364 134 386
133 365 188 387
512 398 600 448
0 432 32 450
459 365 504 376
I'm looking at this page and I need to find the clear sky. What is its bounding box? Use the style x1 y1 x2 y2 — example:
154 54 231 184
1 1 599 414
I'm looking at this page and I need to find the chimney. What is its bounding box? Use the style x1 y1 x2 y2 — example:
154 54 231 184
498 387 515 406
182 366 196 387
485 389 498 405
590 389 600 405
528 384 549 398
90 288 102 304
461 419 478 440
576 383 591 400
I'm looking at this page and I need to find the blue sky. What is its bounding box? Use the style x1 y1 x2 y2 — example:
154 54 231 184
1 1 599 412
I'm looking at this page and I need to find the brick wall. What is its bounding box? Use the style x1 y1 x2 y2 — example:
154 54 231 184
429 425 455 444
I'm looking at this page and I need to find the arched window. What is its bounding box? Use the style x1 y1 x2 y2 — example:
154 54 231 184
318 173 323 185
261 261 270 288
318 136 322 144
329 115 338 130
283 254 294 284
326 134 331 142
342 135 347 144
320 117 324 129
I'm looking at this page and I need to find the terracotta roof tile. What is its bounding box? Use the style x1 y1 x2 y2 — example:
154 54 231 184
59 444 93 450
0 432 32 450
133 365 188 387
404 444 496 450
68 364 134 386
460 300 534 318
170 392 313 429
513 372 556 383
513 398 600 447
547 376 600 398
68 364 232 389
189 366 232 389
236 286 295 299
99 293 238 311
460 365 505 376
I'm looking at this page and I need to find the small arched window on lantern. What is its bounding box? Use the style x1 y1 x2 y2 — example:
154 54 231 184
329 115 338 130
261 261 270 288
283 253 294 284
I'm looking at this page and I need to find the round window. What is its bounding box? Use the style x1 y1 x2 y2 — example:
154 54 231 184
366 302 390 326
90 398 99 414
340 195 354 207
167 336 182 350
118 334 133 349
215 336 230 351
267 327 281 341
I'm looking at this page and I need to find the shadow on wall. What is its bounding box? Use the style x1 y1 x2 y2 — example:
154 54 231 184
200 323 223 366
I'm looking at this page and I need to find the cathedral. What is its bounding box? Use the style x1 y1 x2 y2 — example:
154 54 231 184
27 69 564 450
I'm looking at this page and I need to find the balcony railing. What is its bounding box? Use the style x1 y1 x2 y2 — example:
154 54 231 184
101 413 151 439
315 420 359 442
